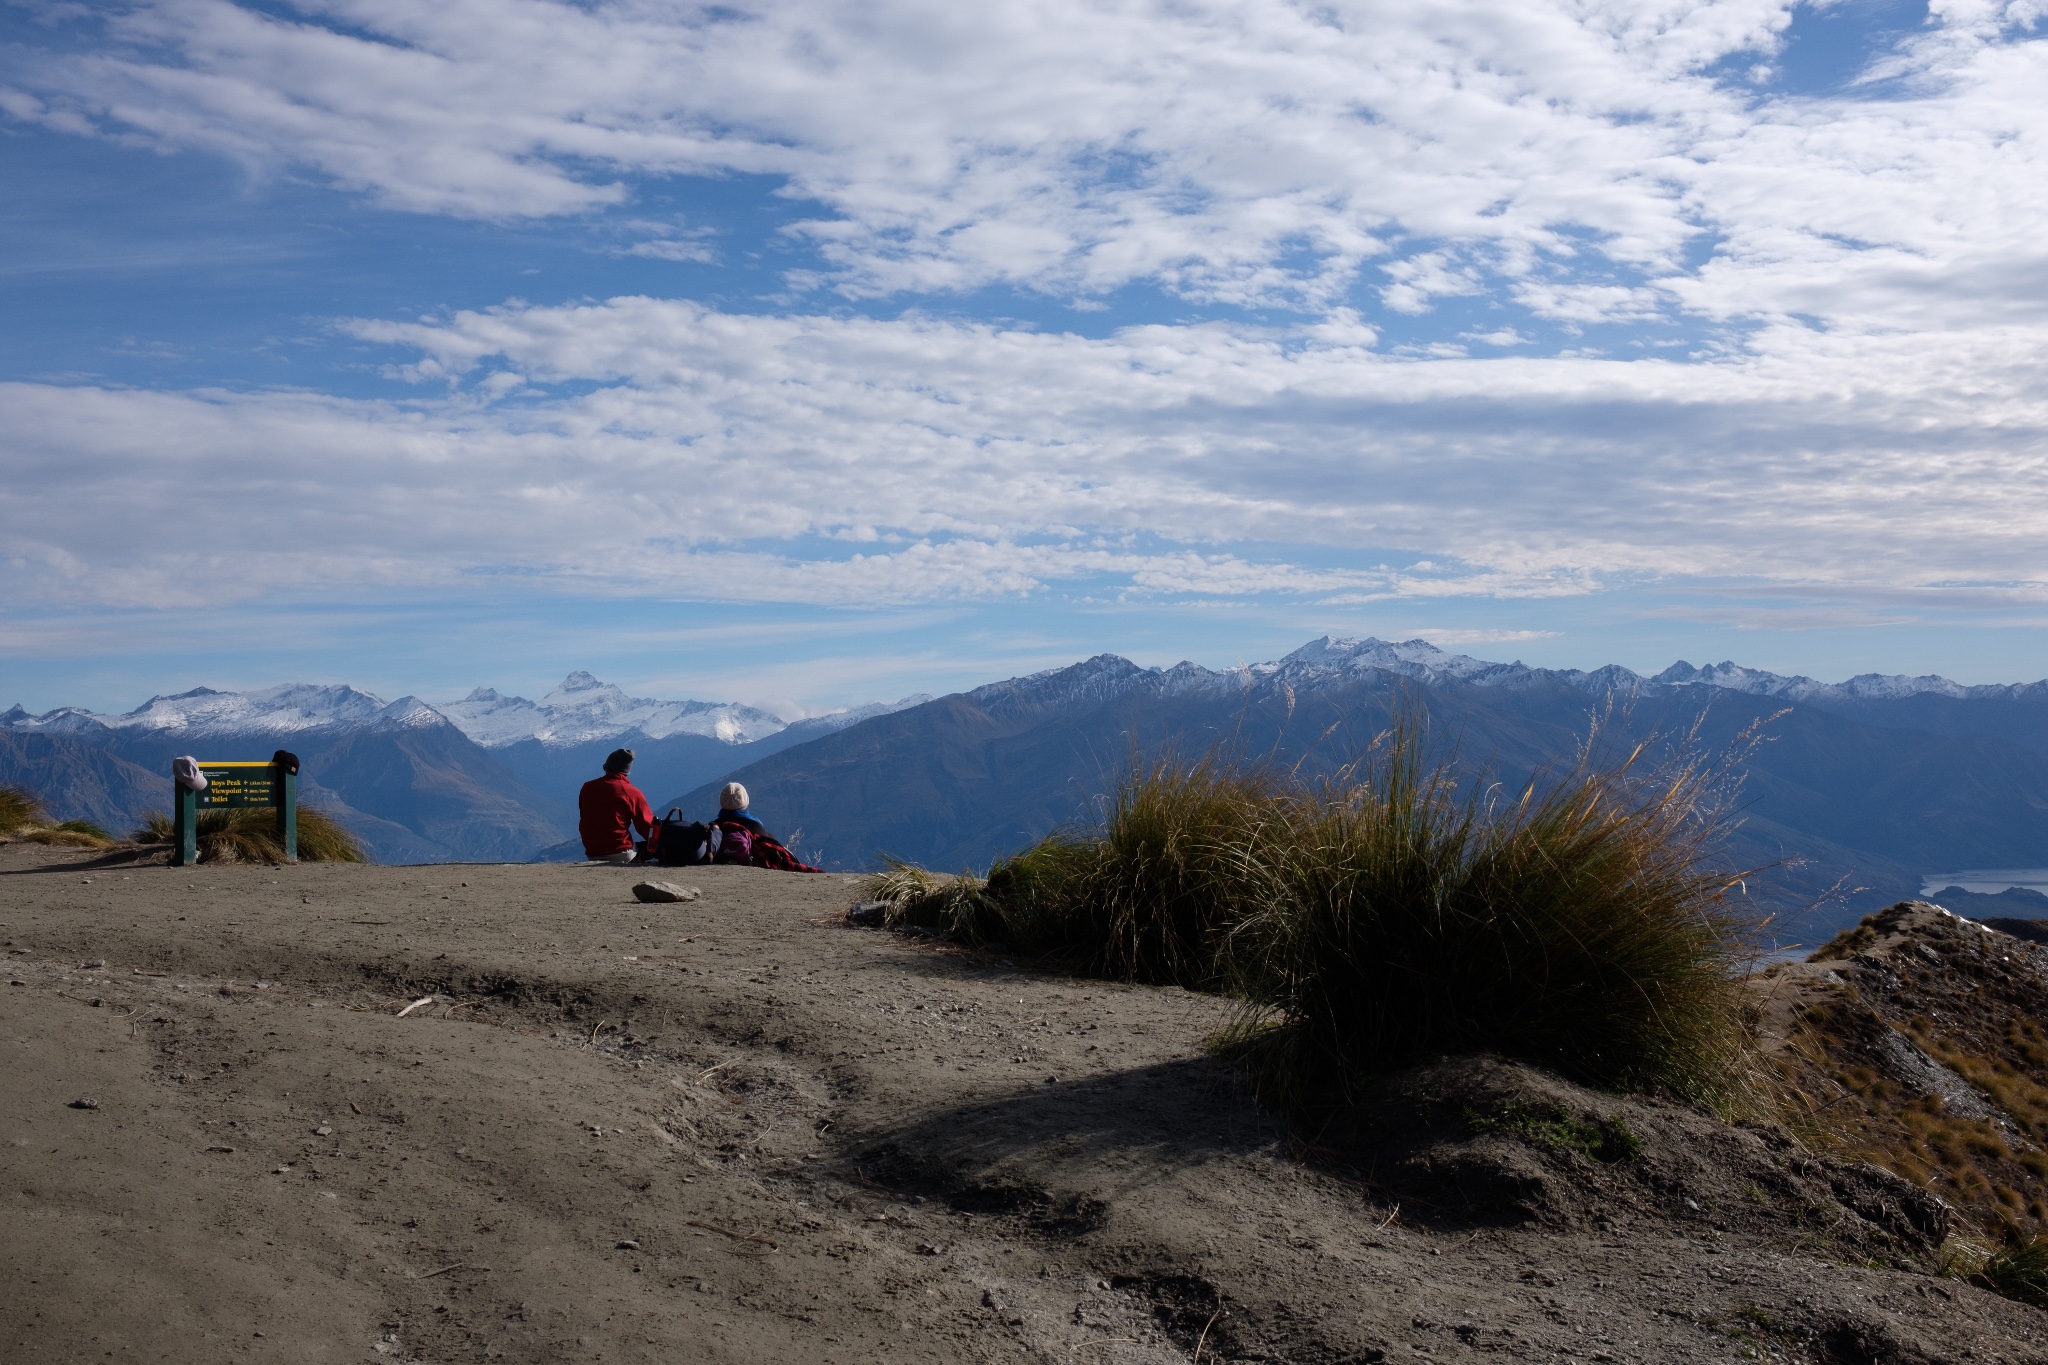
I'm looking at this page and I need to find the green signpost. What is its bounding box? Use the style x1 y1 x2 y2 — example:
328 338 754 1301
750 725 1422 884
171 760 298 867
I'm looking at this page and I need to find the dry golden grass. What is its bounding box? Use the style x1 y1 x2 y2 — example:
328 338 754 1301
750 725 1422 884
0 786 116 848
135 806 366 863
0 785 43 831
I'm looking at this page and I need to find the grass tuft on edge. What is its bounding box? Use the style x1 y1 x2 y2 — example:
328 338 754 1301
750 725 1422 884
0 785 46 831
1222 718 1756 1116
136 807 366 863
1 787 116 848
1979 1236 2048 1308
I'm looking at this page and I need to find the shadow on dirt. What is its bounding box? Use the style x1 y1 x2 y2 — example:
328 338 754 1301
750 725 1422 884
847 1050 1948 1262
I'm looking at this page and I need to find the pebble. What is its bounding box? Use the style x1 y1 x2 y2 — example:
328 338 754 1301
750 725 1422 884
207 1144 235 1153
67 1097 99 1110
314 1125 334 1136
616 1239 641 1250
631 882 701 904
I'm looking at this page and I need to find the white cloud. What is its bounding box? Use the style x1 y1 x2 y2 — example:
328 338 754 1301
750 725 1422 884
4 297 2047 613
5 1 2048 639
21 0 2033 328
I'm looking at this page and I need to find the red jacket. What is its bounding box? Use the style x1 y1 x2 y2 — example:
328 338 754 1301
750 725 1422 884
578 773 654 857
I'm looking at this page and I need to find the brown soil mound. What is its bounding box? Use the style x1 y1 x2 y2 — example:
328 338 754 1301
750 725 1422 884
3 850 2044 1363
1327 1057 1947 1259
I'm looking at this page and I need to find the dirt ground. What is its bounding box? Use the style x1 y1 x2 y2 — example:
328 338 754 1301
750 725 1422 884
4 843 2046 1364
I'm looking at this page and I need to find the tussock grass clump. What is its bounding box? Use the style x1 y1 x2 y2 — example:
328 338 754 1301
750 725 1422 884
0 785 44 831
869 719 1756 1110
1225 724 1755 1113
24 819 116 848
1038 756 1272 984
860 755 1273 981
862 859 1006 941
0 786 117 848
136 807 366 863
1979 1236 2048 1308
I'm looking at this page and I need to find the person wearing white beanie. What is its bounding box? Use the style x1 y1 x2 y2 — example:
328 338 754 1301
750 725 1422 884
703 778 824 873
715 782 769 839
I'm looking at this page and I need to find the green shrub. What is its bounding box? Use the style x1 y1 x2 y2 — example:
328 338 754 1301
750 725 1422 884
861 755 1272 980
1464 1101 1643 1163
1046 754 1274 984
1225 724 1753 1113
863 859 1004 940
135 806 366 863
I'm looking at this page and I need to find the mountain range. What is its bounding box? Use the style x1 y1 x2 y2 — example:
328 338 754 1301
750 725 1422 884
658 637 2048 945
10 636 2048 944
0 673 926 863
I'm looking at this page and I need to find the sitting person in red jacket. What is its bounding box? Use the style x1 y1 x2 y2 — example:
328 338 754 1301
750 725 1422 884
579 748 654 863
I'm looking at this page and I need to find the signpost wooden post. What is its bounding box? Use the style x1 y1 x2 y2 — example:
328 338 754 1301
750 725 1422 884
171 760 298 866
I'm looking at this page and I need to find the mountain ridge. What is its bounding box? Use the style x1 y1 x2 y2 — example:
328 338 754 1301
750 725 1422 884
1 675 931 751
662 643 2048 943
12 639 2048 753
13 638 2048 898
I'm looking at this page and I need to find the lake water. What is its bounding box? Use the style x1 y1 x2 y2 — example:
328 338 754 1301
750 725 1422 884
1920 868 2048 897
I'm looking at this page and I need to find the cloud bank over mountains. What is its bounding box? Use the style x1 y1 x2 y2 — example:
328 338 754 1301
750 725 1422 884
2 0 2046 696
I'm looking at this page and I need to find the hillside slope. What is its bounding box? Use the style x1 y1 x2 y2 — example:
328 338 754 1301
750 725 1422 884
1762 901 2048 1239
0 730 164 831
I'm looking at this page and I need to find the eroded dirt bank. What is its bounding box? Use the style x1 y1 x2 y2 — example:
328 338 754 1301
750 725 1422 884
3 844 2043 1364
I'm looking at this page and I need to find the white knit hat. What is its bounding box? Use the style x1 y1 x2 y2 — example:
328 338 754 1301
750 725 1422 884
720 781 749 811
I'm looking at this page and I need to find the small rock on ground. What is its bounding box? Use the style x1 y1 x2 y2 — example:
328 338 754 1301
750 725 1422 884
632 881 700 903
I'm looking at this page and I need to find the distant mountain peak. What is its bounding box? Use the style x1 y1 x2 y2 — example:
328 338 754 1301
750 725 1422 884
374 697 446 729
433 672 924 749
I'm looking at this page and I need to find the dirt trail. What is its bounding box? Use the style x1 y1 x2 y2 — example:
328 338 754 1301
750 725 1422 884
3 844 2043 1364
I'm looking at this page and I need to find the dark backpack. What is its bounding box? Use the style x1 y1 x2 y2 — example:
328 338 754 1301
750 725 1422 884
656 810 713 866
711 819 755 865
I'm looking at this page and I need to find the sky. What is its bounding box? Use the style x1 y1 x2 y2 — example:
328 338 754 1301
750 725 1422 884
3 0 2048 717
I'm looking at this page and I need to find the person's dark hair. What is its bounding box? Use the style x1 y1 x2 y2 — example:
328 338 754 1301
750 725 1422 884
603 747 635 775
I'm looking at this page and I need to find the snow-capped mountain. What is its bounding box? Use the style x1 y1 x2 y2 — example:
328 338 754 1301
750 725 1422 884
0 673 929 749
0 684 437 738
437 672 790 747
6 640 2044 752
1648 659 2048 703
965 636 2048 714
